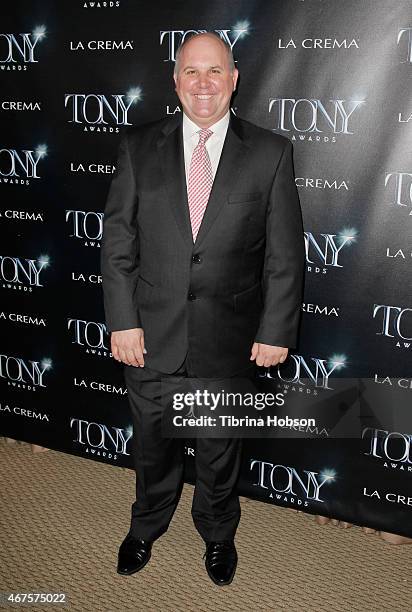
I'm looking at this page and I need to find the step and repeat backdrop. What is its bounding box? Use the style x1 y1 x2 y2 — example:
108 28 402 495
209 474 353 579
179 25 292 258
1 1 411 536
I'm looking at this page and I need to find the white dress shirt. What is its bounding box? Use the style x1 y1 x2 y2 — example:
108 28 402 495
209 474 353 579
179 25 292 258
182 111 230 188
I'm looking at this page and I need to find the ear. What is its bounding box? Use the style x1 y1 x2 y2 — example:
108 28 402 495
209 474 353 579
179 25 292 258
232 68 239 91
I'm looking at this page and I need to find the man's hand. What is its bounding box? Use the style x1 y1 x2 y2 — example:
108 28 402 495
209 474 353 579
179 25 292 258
250 342 288 367
111 328 146 367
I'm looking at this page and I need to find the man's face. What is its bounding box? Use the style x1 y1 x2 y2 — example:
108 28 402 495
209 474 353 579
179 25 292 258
173 35 238 128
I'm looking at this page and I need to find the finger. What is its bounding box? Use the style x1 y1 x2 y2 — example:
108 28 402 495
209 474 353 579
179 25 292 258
111 343 121 361
125 349 140 367
122 350 135 367
250 343 258 361
279 351 288 364
132 347 145 367
256 353 265 367
118 348 129 364
139 333 147 355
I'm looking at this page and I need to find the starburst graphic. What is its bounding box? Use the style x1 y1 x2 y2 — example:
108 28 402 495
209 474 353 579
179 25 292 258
126 87 143 104
35 144 48 158
125 425 133 439
232 20 250 37
338 227 357 245
319 468 336 482
38 255 50 268
41 358 52 370
33 25 47 40
327 354 347 370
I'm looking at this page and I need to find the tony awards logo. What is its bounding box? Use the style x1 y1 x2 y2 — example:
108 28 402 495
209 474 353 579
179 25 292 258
250 459 336 506
260 353 347 393
304 228 357 274
64 88 142 132
0 26 46 70
384 172 412 215
68 318 111 357
0 354 51 391
373 304 412 349
0 254 50 292
269 98 364 142
160 22 249 62
66 210 103 247
0 144 47 185
397 28 412 63
70 418 132 461
363 427 412 471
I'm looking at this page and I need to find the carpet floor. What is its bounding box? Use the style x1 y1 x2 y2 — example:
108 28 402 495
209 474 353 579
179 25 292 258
0 438 411 611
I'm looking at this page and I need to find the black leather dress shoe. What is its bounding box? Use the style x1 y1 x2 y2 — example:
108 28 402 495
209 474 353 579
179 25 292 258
203 540 238 586
117 534 152 575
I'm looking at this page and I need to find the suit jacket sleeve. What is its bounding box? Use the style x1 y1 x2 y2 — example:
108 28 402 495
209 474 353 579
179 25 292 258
254 139 305 348
100 130 141 332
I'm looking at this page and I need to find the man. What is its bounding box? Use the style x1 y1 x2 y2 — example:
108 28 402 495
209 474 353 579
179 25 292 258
101 32 304 586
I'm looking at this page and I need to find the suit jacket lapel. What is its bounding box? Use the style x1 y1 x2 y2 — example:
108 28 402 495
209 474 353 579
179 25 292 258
194 114 249 248
156 115 193 248
157 112 250 249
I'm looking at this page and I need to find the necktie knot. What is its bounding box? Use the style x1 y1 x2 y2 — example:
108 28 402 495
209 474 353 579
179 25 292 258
197 128 213 145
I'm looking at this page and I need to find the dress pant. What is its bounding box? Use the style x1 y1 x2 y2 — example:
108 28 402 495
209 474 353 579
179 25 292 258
123 354 253 543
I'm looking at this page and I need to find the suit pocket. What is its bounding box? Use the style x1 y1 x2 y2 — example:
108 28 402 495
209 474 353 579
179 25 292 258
233 281 263 313
228 192 262 205
138 273 155 288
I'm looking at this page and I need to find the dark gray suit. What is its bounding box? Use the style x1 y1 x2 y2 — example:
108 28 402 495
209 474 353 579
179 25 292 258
100 113 305 542
101 113 304 378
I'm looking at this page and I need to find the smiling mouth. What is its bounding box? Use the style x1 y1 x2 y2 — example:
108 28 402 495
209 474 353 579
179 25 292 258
194 94 214 100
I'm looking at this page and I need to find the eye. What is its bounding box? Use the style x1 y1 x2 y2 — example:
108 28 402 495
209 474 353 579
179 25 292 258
210 69 221 74
185 69 196 75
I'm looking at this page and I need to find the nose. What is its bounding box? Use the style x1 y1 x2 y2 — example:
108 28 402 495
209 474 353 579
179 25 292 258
197 73 211 89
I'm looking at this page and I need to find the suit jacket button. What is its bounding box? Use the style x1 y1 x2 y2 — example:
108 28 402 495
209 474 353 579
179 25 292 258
188 292 196 301
191 254 201 264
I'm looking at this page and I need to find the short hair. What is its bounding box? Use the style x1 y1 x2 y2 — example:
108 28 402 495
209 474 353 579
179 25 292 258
174 31 236 75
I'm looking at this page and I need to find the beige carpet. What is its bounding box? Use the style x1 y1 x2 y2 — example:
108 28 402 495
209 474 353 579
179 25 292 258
0 439 411 612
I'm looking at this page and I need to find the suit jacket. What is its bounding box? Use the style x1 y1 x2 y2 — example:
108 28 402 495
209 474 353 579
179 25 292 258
100 113 305 377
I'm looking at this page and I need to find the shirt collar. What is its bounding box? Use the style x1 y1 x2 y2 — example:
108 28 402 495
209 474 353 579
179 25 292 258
183 110 230 142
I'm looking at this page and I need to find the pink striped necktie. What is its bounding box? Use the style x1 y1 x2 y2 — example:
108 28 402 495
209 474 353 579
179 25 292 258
187 128 214 241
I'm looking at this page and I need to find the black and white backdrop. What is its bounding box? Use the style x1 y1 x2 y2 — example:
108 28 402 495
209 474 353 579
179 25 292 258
1 0 411 537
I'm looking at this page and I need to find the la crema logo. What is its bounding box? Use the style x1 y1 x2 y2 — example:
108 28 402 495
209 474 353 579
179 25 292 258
277 37 359 50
